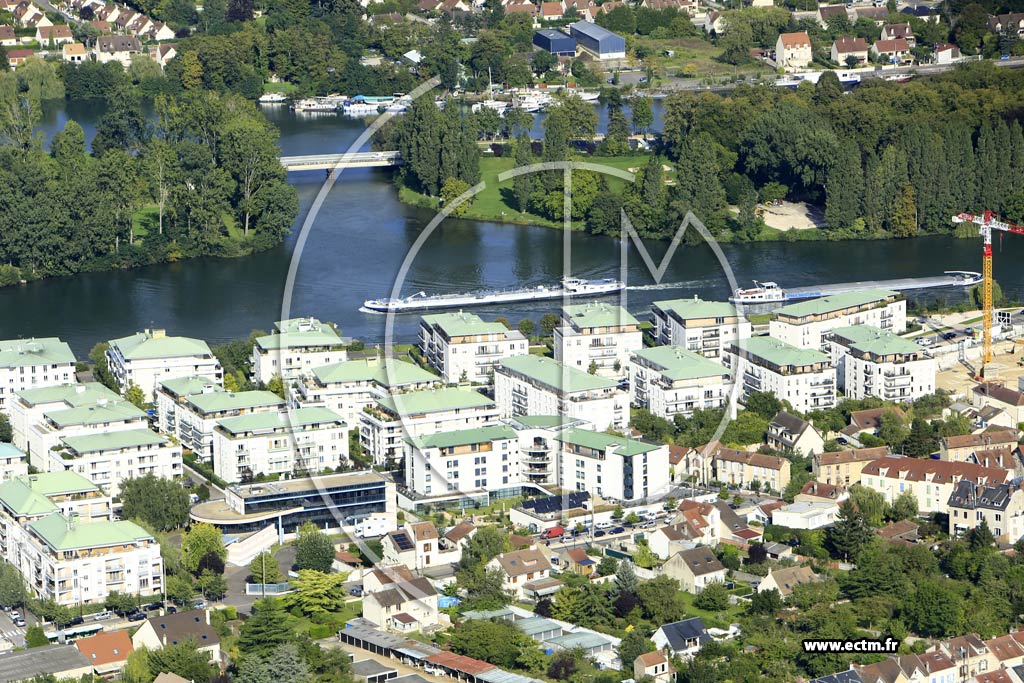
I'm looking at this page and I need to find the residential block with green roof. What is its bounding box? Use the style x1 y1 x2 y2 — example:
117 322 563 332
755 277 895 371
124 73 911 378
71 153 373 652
105 328 222 402
173 389 285 459
403 425 520 502
629 345 733 419
769 289 906 352
650 297 752 360
49 426 182 498
26 398 151 475
419 311 527 384
0 472 109 523
495 355 628 433
828 326 936 402
726 336 836 413
553 428 669 502
0 337 76 412
554 303 642 379
212 407 349 484
252 317 348 385
11 383 120 458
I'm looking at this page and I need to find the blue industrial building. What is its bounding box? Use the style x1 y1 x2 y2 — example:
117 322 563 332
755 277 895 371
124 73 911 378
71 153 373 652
533 29 577 57
568 21 626 59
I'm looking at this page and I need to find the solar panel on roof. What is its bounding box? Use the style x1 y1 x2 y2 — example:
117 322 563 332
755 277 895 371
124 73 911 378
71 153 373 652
392 533 414 551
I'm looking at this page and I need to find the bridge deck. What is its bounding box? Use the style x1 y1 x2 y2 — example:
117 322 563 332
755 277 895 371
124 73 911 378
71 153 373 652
279 151 402 170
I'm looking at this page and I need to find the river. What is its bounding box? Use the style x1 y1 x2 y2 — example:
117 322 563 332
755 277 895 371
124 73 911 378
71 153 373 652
11 100 1009 357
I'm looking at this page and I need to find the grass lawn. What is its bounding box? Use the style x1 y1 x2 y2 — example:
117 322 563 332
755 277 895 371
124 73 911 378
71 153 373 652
264 80 297 94
132 204 159 239
634 36 775 82
677 590 746 629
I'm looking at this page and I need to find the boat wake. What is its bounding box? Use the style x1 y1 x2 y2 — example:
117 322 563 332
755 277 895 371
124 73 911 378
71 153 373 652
359 307 386 315
626 281 699 291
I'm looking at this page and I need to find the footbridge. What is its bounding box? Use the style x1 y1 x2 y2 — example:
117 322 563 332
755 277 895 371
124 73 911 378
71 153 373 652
279 151 402 171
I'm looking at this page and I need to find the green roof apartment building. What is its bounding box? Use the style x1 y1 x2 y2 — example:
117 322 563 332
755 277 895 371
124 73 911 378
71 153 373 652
554 428 670 503
419 312 528 385
827 325 936 402
105 329 222 401
725 336 836 413
0 472 162 607
359 387 499 466
553 303 643 379
212 407 348 484
768 289 906 351
251 318 348 385
628 346 734 420
292 357 441 425
0 337 76 414
494 355 628 432
650 298 752 360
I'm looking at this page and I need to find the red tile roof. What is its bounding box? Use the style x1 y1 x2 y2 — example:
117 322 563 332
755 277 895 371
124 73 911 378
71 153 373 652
75 630 133 666
862 455 1008 484
426 651 497 675
778 31 811 48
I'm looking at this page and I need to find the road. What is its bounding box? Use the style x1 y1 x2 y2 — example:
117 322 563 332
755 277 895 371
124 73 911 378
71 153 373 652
0 611 24 649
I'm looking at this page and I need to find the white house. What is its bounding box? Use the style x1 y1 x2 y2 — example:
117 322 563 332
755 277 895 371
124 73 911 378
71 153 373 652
553 303 642 378
0 443 27 482
770 501 839 529
403 425 520 503
419 312 528 385
766 411 824 456
212 407 348 483
831 36 868 64
132 610 220 661
94 34 141 65
486 548 552 600
827 326 936 402
860 455 1011 515
757 565 820 598
360 388 499 466
494 355 628 431
724 336 836 413
250 318 347 386
361 566 440 632
554 427 670 503
650 298 751 359
661 546 727 594
775 31 812 71
291 358 440 425
769 289 906 351
652 618 709 658
380 521 462 571
0 338 76 414
629 346 732 419
106 329 222 401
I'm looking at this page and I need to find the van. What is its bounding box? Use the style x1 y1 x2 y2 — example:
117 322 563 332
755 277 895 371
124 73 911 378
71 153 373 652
354 516 393 539
542 526 564 540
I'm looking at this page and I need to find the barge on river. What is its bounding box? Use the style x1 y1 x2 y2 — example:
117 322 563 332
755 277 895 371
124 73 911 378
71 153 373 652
362 277 624 313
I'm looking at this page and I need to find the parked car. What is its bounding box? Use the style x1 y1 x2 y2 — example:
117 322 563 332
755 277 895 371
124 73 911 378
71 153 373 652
13 617 25 628
68 616 84 626
145 602 163 611
541 526 564 540
594 530 607 538
611 526 626 534
595 521 613 530
166 606 177 614
942 332 956 340
348 586 363 597
92 611 113 621
192 600 207 609
127 612 146 622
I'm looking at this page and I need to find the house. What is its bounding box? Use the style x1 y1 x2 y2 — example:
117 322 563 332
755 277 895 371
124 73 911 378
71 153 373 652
860 455 1011 515
35 24 73 44
629 346 732 420
940 430 1018 462
973 383 1024 427
539 1 564 20
724 337 836 414
333 550 363 573
856 6 888 23
795 480 848 504
900 4 939 21
145 42 176 66
106 329 221 400
561 547 597 575
984 634 1024 669
845 407 906 438
419 312 527 385
635 651 675 683
563 0 596 20
775 32 813 71
494 355 628 432
650 298 752 359
831 36 869 64
932 634 996 680
504 3 538 18
0 338 75 413
0 25 17 46
771 501 839 530
933 42 961 64
828 326 936 402
251 318 348 386
948 480 1024 544
871 38 913 65
554 303 642 379
770 289 905 351
381 521 460 571
444 521 476 548
62 42 87 62
132 610 220 661
143 20 174 41
881 22 915 47
0 443 27 482
89 19 111 33
652 617 710 657
75 630 133 676
989 12 1024 37
661 546 726 594
767 411 824 456
94 34 142 66
711 444 791 494
361 566 440 632
714 498 763 543
486 548 552 600
757 565 820 598
651 501 720 558
876 519 919 544
817 4 848 27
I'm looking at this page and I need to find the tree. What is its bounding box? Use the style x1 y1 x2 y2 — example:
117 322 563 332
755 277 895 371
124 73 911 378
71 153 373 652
441 177 472 217
890 183 918 238
449 619 539 668
146 641 217 683
0 414 11 443
248 551 283 584
460 525 511 569
105 590 138 615
694 581 730 611
630 96 653 136
517 319 535 338
0 562 26 608
237 644 310 683
284 570 348 615
877 410 909 449
25 626 48 648
748 587 784 615
539 313 560 337
743 392 782 420
611 559 638 599
903 417 937 458
238 598 293 658
182 523 226 576
617 629 654 667
165 574 195 606
196 569 227 600
458 565 512 610
120 474 191 531
294 521 335 573
827 500 875 561
596 555 618 577
902 579 966 637
888 491 919 522
849 485 886 527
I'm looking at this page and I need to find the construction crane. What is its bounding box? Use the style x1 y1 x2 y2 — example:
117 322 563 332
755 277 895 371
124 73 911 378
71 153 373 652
950 210 1024 377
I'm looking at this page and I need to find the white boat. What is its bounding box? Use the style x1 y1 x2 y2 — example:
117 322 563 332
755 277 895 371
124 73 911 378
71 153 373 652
343 101 382 116
362 277 624 313
472 99 509 114
569 90 600 102
515 92 552 112
258 93 288 103
774 70 861 88
729 281 786 304
947 270 983 285
292 97 338 113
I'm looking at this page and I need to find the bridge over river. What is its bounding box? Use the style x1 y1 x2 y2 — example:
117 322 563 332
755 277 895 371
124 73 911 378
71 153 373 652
279 151 402 171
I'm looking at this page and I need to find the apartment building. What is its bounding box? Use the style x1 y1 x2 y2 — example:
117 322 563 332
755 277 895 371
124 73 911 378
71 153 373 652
403 425 520 504
506 415 591 491
360 388 499 466
724 336 836 413
940 431 1019 462
54 429 182 497
291 358 440 425
629 346 732 419
0 472 159 607
24 397 148 472
769 289 905 351
554 427 669 502
251 318 348 386
211 407 347 483
860 455 1011 515
171 389 285 459
11 383 120 453
710 444 791 494
494 355 628 431
0 338 76 413
650 297 751 359
419 312 527 384
154 376 220 438
106 329 222 400
553 303 642 378
828 326 936 402
0 444 27 482
947 480 1024 543
812 446 890 486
